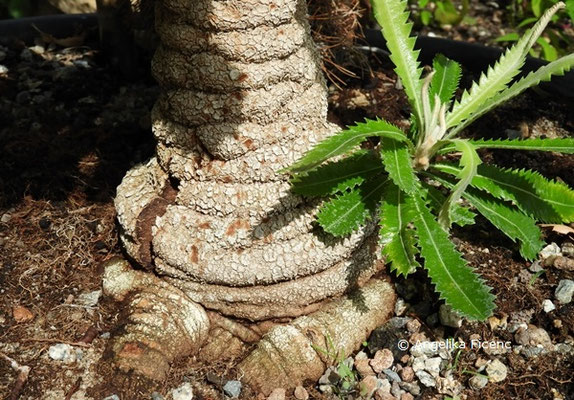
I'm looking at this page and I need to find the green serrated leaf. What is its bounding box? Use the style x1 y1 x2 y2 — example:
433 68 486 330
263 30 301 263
446 52 574 139
411 192 495 320
285 119 408 173
379 182 420 276
438 137 574 154
464 188 545 260
422 182 476 227
290 150 384 197
434 163 574 223
431 173 545 259
445 3 565 130
380 137 419 194
438 140 481 228
372 0 424 127
430 54 462 109
317 178 388 236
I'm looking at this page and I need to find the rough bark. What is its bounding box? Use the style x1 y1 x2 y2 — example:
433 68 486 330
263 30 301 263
107 0 396 391
102 257 210 380
238 279 396 395
114 0 383 321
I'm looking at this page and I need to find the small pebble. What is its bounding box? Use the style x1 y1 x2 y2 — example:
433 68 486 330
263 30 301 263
394 298 408 316
0 65 7 74
12 305 34 323
519 346 546 358
317 385 332 394
435 374 462 396
487 315 507 331
485 359 508 382
171 382 193 400
406 319 421 333
390 381 403 398
29 45 44 55
469 374 489 389
553 256 574 272
555 279 574 304
103 396 119 400
370 349 394 372
415 370 436 387
383 368 401 383
554 343 573 355
377 378 391 394
475 357 489 371
399 366 414 382
355 358 375 377
540 243 561 259
424 357 442 377
0 212 11 223
399 381 421 396
359 375 379 396
223 380 242 398
151 392 164 400
528 260 544 272
48 343 75 362
293 386 308 400
439 304 463 328
561 242 574 257
77 290 102 307
507 322 528 333
267 388 285 400
542 299 556 313
515 325 552 348
412 357 426 372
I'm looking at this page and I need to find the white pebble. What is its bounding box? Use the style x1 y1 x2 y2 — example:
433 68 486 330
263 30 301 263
555 279 574 304
485 359 507 382
48 343 76 363
540 243 561 259
439 305 463 328
469 374 488 389
542 299 556 313
171 382 193 400
415 370 436 387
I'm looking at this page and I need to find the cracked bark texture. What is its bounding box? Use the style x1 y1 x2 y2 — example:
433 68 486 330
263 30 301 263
115 0 385 321
109 0 395 391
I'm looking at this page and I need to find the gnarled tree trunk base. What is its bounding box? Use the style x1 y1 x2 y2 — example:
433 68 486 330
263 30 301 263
101 258 395 394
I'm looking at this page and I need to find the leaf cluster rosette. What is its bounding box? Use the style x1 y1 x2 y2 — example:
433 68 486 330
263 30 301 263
284 0 574 320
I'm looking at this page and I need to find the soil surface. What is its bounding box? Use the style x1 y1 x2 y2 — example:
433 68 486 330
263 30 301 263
1 3 573 400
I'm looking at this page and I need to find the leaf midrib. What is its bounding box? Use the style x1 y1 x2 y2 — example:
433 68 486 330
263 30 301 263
294 165 385 191
414 198 482 316
325 179 388 231
464 192 540 251
482 174 574 210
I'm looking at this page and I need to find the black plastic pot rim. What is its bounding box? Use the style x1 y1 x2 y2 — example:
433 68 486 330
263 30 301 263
0 14 572 99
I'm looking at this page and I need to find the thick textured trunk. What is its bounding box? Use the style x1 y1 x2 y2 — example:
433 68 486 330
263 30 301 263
114 0 383 321
105 0 395 392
